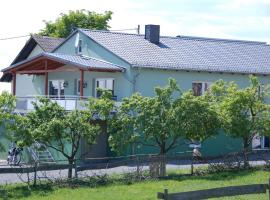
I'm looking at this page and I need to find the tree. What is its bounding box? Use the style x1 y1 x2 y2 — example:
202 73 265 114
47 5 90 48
13 98 100 179
39 10 113 38
211 76 270 167
174 91 221 143
109 79 181 156
109 78 220 176
0 92 16 152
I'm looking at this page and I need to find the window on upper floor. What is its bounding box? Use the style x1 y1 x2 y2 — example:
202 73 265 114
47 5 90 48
75 39 83 54
95 78 114 98
192 82 211 96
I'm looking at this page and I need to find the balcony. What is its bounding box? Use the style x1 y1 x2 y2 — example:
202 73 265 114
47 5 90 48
15 96 121 113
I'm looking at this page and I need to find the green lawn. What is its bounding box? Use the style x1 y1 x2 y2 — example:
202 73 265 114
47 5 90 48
2 169 270 200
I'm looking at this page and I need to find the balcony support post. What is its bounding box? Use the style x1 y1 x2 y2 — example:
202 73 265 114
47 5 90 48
80 69 84 98
44 60 48 96
12 72 16 95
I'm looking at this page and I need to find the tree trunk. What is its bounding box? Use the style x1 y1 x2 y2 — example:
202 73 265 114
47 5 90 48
243 138 250 168
68 158 73 179
159 144 166 177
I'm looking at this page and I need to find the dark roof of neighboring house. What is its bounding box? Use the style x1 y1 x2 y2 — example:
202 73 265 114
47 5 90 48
11 34 64 65
77 28 270 75
2 52 125 73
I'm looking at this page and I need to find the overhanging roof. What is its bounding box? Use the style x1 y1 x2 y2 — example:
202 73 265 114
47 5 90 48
1 53 125 82
11 35 64 65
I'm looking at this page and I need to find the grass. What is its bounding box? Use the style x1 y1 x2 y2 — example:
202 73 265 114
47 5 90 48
1 168 270 200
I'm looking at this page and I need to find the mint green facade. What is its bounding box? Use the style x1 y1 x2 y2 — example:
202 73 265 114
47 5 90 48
9 30 270 159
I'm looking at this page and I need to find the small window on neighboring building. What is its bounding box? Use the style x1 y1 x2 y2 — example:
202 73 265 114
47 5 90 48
95 78 114 98
192 82 211 96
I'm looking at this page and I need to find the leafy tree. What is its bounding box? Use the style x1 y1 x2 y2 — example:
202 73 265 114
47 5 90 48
174 91 221 143
0 92 16 152
211 76 270 167
13 98 100 178
39 10 113 38
109 79 220 175
109 79 181 156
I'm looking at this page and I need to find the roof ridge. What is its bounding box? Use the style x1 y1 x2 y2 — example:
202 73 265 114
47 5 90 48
176 35 267 45
79 28 267 45
31 34 65 40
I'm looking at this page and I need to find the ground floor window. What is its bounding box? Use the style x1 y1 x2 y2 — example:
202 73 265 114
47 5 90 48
252 135 270 149
192 82 211 96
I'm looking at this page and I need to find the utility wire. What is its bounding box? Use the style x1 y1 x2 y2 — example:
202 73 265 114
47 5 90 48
0 34 30 41
0 26 140 41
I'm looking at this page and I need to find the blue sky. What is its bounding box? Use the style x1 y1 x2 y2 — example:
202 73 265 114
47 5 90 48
0 0 270 92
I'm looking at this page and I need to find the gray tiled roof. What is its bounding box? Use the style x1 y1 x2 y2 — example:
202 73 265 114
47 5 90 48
32 35 65 52
2 52 125 73
45 53 124 71
79 29 270 75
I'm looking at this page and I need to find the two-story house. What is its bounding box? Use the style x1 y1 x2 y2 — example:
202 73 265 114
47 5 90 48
1 24 270 159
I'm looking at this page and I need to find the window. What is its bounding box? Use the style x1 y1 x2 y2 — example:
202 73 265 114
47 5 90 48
95 78 114 98
258 84 264 97
75 39 82 54
49 80 65 98
192 82 211 96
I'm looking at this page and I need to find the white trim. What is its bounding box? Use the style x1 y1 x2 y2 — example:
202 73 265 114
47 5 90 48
94 78 115 98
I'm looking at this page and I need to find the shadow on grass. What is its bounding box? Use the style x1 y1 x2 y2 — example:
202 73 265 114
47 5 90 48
2 184 54 199
165 168 258 182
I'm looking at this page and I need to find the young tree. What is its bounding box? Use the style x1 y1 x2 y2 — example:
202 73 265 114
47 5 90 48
211 76 270 167
13 98 100 179
39 10 113 38
109 79 220 175
174 91 221 144
109 79 182 156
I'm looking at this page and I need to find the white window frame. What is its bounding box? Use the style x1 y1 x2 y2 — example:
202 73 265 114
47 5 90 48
192 81 212 96
95 78 114 98
49 80 65 98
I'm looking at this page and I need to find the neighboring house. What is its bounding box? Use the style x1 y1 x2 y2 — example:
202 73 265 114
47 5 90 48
1 25 270 159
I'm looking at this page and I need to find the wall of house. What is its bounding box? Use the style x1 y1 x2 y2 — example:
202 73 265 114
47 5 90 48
27 45 43 58
54 32 135 97
47 68 129 100
16 74 45 96
134 68 270 96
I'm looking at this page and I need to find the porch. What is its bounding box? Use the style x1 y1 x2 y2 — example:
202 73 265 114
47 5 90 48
1 52 125 111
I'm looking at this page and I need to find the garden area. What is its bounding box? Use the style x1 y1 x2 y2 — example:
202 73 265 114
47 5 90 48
1 168 270 200
1 76 270 199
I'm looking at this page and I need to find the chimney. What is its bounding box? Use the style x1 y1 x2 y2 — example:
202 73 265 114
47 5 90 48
145 24 160 44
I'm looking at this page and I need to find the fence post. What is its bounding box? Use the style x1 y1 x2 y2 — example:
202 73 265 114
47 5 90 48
268 178 270 200
74 159 78 179
33 162 37 186
191 156 194 175
164 189 168 200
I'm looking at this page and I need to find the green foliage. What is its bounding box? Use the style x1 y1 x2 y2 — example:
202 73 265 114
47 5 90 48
109 78 181 155
109 78 220 155
174 91 221 142
39 10 113 38
0 92 16 151
12 98 101 178
211 76 270 143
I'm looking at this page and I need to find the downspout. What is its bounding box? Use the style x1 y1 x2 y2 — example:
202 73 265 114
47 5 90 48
122 66 141 155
